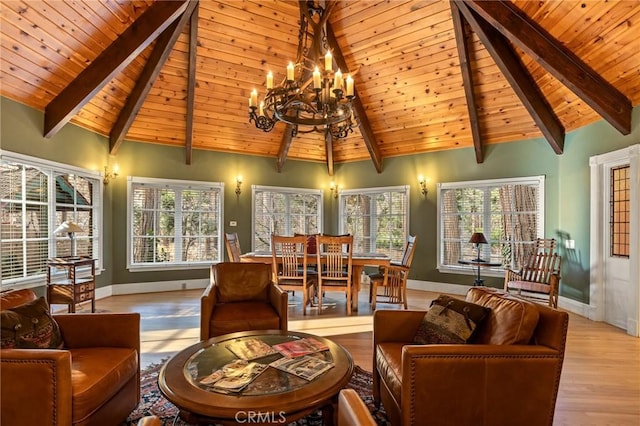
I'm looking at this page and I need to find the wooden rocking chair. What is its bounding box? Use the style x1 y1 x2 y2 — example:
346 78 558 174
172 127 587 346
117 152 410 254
504 238 561 308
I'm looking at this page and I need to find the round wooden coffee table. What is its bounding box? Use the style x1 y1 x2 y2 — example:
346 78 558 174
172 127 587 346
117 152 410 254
158 330 354 425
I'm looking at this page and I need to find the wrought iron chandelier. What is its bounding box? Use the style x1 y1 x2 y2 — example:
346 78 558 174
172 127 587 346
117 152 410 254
248 1 355 139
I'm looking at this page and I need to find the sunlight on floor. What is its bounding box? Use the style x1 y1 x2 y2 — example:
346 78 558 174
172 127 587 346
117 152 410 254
289 315 373 336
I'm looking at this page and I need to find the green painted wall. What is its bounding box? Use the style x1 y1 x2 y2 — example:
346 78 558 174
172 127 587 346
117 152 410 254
2 97 638 303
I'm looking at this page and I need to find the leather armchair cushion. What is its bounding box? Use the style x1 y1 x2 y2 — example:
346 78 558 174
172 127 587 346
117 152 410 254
467 287 540 345
376 342 405 404
0 289 38 310
70 347 138 422
213 263 271 303
209 302 281 336
1 297 63 349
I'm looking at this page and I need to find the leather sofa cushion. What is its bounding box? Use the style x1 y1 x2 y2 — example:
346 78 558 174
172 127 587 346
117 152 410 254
210 302 281 336
69 347 138 423
376 342 405 405
213 263 271 303
466 287 540 345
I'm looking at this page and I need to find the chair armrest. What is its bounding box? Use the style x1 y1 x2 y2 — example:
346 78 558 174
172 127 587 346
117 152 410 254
200 283 217 341
268 282 288 332
373 310 426 344
0 349 73 425
338 388 376 426
503 268 523 288
55 313 140 351
399 344 563 425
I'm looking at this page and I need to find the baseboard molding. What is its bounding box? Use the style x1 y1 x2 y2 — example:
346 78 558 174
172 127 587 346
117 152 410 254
406 280 471 295
96 278 208 299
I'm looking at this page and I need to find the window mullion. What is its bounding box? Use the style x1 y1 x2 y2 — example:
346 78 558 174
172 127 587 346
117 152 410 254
174 189 183 262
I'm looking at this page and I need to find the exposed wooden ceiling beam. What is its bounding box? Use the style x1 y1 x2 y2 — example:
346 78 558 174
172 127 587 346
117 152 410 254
185 4 199 165
110 1 198 156
326 24 383 174
44 1 189 138
276 125 295 173
450 1 484 163
455 1 565 154
325 130 335 176
464 0 632 135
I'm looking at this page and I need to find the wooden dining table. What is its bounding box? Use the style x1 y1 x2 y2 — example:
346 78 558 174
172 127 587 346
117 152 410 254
240 252 391 312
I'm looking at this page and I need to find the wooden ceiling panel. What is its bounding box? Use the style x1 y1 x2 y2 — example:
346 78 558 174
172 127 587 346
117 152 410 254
1 0 638 170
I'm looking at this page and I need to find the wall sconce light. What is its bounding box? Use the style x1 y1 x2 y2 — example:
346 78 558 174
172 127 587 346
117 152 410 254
418 175 429 196
329 181 339 199
103 164 119 185
235 175 243 195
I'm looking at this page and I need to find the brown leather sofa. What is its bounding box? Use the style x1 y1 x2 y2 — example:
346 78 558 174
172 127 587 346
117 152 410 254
200 262 288 340
0 288 140 426
373 286 569 426
338 388 376 426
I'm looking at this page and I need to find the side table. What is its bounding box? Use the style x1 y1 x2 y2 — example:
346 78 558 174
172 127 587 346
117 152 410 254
458 259 502 286
47 257 96 312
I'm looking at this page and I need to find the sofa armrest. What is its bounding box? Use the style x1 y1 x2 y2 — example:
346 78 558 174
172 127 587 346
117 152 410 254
200 283 217 341
399 344 564 425
0 349 73 425
268 282 288 332
55 313 140 352
373 310 426 344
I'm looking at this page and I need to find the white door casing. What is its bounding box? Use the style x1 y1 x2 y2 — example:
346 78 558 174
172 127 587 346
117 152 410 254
589 144 640 336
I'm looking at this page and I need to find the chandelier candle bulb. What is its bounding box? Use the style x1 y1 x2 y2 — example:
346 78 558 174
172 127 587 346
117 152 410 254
313 67 321 89
250 89 258 108
325 51 332 71
346 75 354 97
259 101 264 117
266 71 273 90
287 62 295 81
334 69 343 91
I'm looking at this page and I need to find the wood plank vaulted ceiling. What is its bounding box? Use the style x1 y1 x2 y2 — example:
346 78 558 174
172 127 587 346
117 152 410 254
1 0 639 174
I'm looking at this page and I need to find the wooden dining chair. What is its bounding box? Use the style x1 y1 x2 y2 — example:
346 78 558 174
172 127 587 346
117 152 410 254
316 234 354 315
271 234 316 315
224 232 242 262
369 235 417 310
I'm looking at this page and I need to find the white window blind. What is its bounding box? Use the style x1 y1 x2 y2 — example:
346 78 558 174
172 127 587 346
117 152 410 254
252 186 322 253
339 186 410 261
1 153 101 287
128 177 223 270
438 176 545 272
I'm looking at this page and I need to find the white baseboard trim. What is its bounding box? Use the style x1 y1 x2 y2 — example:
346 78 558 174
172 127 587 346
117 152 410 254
406 280 471 295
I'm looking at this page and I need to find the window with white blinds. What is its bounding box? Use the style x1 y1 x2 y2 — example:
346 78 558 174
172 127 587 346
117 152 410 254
339 186 410 261
252 186 322 253
437 176 545 272
128 177 223 270
1 153 101 287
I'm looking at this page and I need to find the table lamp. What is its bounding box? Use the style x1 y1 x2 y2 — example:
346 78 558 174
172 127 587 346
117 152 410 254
54 221 84 258
469 232 487 262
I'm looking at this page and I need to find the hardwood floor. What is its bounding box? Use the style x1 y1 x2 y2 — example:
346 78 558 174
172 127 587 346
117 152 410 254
94 286 640 425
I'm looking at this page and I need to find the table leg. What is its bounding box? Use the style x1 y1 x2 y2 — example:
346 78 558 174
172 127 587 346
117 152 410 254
351 265 363 312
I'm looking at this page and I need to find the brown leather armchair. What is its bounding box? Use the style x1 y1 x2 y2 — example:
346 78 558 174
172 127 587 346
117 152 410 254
373 287 569 426
0 289 140 426
200 262 288 340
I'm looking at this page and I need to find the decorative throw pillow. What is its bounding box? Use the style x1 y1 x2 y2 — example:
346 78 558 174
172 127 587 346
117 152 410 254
414 295 490 344
0 297 64 349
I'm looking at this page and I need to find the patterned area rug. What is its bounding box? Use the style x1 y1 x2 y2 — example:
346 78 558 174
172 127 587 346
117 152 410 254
124 360 390 425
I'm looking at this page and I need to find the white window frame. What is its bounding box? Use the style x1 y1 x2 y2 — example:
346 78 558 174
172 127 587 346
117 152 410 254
251 185 323 253
126 176 224 271
338 185 410 260
436 175 545 277
0 150 103 289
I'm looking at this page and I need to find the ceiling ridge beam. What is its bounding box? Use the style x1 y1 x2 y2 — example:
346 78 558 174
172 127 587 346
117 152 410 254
326 24 383 174
450 1 484 163
110 1 199 156
44 0 190 138
463 0 631 135
455 1 565 155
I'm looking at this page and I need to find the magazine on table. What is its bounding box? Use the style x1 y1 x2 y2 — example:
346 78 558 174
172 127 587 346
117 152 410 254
226 338 279 360
270 355 334 381
199 359 267 392
272 337 329 358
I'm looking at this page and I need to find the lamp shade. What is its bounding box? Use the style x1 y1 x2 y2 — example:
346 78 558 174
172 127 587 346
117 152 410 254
53 221 84 235
469 232 487 245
